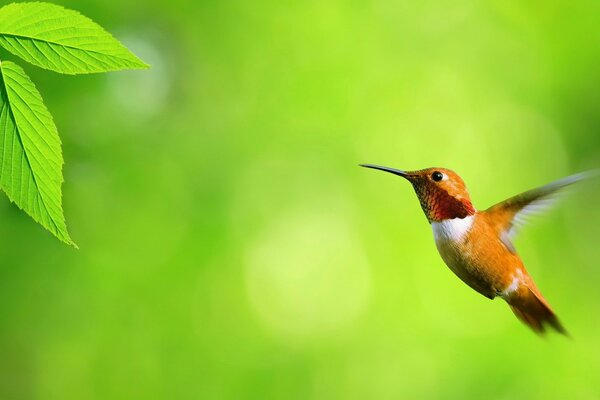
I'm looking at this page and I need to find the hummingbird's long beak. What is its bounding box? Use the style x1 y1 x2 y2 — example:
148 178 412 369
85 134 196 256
360 164 409 178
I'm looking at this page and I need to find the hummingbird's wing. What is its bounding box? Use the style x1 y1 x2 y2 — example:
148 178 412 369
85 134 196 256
485 171 594 252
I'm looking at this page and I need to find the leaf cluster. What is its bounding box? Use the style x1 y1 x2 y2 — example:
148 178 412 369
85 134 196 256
0 2 147 245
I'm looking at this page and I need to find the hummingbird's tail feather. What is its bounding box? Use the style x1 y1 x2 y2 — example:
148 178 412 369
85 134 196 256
506 286 568 336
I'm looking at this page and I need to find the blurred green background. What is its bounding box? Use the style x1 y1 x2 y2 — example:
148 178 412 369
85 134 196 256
1 0 600 399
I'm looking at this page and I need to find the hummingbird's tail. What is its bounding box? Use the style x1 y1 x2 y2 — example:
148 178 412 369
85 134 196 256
505 285 567 336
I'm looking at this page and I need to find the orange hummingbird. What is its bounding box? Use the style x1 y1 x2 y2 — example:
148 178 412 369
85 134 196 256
361 164 592 335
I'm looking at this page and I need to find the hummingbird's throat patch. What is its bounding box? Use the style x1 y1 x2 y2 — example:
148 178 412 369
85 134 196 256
417 187 475 222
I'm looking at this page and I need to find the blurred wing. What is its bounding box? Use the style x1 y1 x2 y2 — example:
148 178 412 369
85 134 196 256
485 171 595 252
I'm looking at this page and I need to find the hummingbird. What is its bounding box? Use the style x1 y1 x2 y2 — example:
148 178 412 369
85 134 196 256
360 164 591 335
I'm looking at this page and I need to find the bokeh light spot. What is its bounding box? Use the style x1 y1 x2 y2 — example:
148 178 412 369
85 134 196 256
245 207 371 343
107 35 169 118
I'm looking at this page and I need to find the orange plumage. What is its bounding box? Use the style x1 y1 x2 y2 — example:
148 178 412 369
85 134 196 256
361 164 591 335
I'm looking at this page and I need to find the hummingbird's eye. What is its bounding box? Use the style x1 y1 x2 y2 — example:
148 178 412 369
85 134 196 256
431 171 443 182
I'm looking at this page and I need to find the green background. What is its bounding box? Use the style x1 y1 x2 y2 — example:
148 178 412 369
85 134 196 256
1 0 600 398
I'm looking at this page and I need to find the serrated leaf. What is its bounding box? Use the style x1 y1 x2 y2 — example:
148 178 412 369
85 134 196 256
0 2 148 74
0 61 74 245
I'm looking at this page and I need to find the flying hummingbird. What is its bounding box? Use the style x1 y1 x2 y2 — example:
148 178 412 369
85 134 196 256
361 164 592 335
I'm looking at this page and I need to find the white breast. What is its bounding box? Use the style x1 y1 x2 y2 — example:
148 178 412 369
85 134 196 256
431 215 475 245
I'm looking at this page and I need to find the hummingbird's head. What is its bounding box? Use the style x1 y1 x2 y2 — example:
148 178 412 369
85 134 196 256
360 164 476 223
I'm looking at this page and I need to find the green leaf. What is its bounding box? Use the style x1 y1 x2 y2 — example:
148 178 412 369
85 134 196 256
0 60 74 245
0 2 148 74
